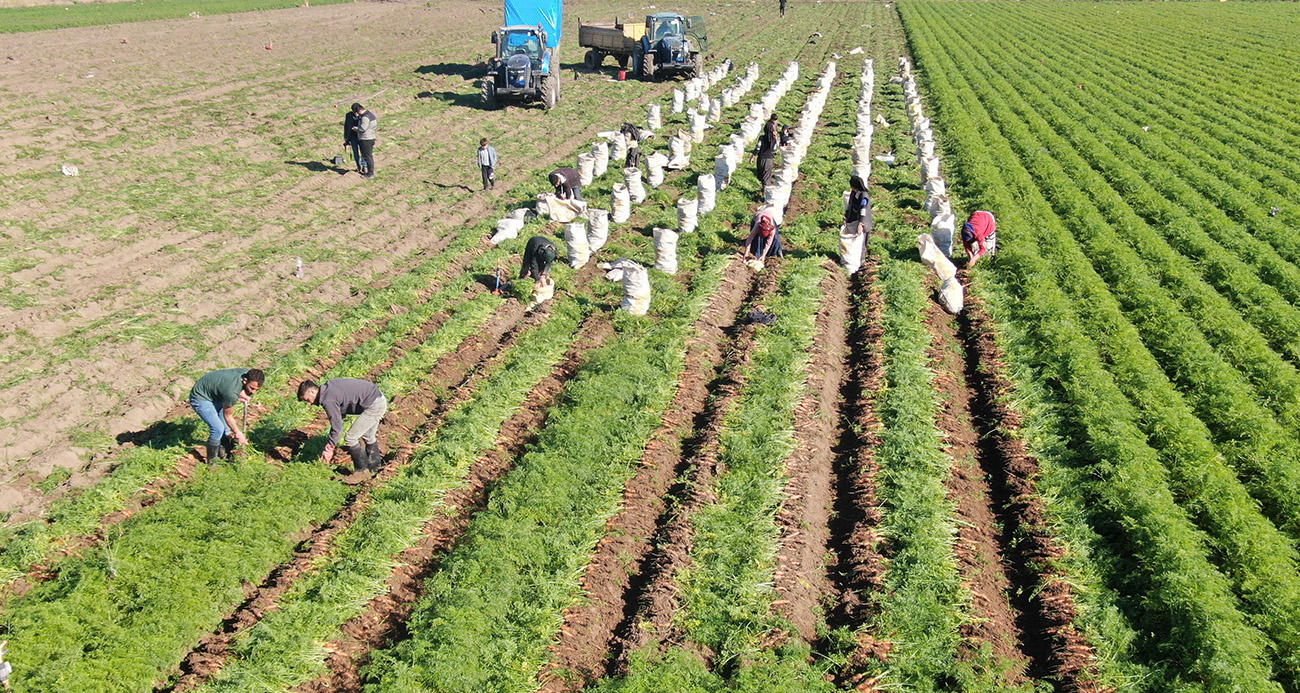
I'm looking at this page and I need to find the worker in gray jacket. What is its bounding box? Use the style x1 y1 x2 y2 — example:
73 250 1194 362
477 137 498 190
298 378 387 481
346 103 377 178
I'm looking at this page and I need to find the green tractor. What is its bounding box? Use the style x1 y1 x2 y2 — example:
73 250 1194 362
632 13 708 81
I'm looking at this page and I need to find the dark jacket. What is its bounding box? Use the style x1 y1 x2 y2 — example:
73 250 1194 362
756 121 779 158
317 378 382 446
521 236 558 280
344 112 361 145
845 190 872 226
551 167 581 199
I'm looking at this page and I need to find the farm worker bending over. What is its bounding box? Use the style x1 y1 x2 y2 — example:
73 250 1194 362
298 378 388 483
347 103 377 179
751 114 779 192
189 367 264 463
743 208 785 262
549 167 583 200
962 210 997 265
477 137 498 191
521 235 559 282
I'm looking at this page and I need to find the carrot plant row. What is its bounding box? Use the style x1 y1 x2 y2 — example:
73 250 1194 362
901 2 1299 688
194 297 592 692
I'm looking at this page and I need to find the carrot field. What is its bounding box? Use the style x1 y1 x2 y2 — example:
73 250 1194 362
1 0 1298 691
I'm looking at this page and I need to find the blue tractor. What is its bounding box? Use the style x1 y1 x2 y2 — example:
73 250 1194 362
482 0 562 109
632 12 708 81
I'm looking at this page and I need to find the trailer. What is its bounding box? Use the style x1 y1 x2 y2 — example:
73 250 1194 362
577 19 646 69
578 13 707 80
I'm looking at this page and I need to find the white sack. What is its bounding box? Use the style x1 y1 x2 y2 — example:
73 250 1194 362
698 174 717 213
587 208 610 251
672 89 685 114
931 212 956 258
548 197 589 223
840 223 867 274
667 137 690 170
612 184 632 223
577 153 596 187
653 226 679 274
528 277 555 310
592 141 610 177
647 103 662 131
676 197 699 234
490 217 524 246
646 152 668 187
624 167 647 203
565 221 590 268
938 277 964 314
621 263 652 315
917 233 957 282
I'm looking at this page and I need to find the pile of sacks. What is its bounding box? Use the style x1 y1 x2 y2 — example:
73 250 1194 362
763 61 837 224
842 58 875 274
900 56 962 313
716 60 798 190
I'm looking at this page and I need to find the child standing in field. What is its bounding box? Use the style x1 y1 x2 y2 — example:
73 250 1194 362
477 137 498 190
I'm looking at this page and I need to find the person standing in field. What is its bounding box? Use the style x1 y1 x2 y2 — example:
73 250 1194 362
347 103 377 178
962 210 997 265
780 0 788 18
297 378 388 483
477 137 498 190
343 108 364 174
189 367 264 464
549 167 583 200
743 207 784 262
520 235 559 282
751 114 779 193
844 174 873 236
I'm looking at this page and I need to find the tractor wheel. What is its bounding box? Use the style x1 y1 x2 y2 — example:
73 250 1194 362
584 49 601 70
634 46 654 81
481 80 498 110
691 53 704 78
540 73 558 110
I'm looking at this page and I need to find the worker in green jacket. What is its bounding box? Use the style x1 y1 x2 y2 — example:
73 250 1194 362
189 367 264 463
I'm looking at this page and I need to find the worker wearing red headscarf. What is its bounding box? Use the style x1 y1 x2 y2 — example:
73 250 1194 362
743 207 784 262
962 210 997 265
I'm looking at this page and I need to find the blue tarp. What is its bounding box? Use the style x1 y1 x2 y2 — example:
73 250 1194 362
505 0 562 47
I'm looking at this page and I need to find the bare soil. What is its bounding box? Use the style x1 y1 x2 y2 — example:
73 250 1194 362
957 290 1113 693
537 256 753 691
771 262 848 640
0 0 690 519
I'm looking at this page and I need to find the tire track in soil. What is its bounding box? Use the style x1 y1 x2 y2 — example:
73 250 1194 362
823 256 894 689
923 296 1033 687
160 294 542 692
771 262 848 641
294 311 618 693
591 260 786 680
535 255 753 691
5 235 490 599
957 289 1113 693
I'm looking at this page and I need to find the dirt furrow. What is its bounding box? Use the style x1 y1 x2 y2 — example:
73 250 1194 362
924 298 1032 687
771 262 848 641
294 311 617 693
594 260 785 679
823 256 893 688
161 294 539 691
535 256 753 691
957 290 1113 693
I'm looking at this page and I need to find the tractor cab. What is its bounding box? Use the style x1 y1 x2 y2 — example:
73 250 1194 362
634 13 707 79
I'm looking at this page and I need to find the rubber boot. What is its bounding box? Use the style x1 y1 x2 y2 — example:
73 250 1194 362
341 443 371 485
366 441 384 471
206 445 224 465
